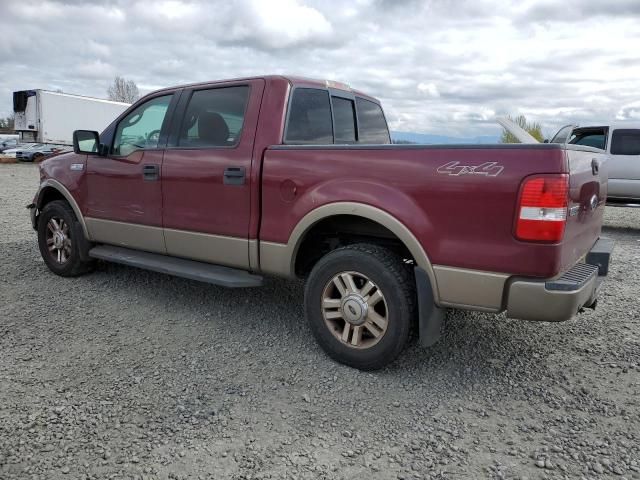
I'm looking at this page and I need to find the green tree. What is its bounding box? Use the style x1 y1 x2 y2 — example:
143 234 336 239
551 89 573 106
501 114 544 143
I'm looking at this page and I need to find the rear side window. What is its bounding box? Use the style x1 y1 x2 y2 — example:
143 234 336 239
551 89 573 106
569 131 606 150
611 129 640 155
178 86 249 147
356 98 390 144
285 89 333 144
331 96 356 143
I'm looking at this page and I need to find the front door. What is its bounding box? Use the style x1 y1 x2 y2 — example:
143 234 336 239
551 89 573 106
161 80 264 269
85 93 175 253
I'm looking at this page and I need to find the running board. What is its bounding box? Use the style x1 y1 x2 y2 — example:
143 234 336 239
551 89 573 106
89 245 263 288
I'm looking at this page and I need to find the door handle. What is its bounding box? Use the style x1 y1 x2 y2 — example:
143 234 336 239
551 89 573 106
142 164 160 181
223 167 245 186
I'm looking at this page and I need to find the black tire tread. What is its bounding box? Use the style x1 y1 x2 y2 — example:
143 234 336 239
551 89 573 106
305 242 416 370
38 200 94 277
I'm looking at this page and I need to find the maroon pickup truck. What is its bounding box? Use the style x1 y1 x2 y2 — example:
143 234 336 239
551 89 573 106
29 75 613 370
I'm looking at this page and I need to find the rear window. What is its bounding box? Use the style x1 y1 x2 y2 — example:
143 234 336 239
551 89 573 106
178 86 249 147
611 129 640 155
285 89 333 144
356 97 390 144
331 96 356 143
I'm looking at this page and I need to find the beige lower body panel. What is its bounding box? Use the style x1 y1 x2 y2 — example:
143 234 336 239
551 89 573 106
259 241 294 278
164 228 249 269
506 275 597 322
433 266 509 312
85 218 166 254
86 218 251 269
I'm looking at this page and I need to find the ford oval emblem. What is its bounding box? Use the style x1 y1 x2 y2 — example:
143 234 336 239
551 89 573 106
589 194 598 211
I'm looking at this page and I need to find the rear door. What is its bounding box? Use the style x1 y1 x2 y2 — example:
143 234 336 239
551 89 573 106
607 128 640 199
161 79 264 269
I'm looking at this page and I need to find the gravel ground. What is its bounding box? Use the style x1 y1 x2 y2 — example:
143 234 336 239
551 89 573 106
1 163 638 480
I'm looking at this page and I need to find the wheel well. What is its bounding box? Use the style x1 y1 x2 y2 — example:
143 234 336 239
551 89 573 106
37 187 66 210
294 215 414 277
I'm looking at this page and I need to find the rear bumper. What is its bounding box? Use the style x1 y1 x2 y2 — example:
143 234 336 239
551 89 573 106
506 237 614 322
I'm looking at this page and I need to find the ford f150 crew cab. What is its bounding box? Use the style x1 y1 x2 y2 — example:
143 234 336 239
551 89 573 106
29 75 613 370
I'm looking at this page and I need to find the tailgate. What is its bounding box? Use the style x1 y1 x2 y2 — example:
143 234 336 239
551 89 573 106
560 145 608 273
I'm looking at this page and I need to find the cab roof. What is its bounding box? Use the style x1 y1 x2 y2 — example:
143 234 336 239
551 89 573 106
149 75 380 105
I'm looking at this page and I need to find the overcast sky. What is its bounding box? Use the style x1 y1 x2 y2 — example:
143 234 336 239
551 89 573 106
1 0 639 137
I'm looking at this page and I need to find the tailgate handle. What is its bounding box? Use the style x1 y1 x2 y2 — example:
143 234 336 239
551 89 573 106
591 158 600 175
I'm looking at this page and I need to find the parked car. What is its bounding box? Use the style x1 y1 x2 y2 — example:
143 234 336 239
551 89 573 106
499 117 640 206
16 144 60 162
2 143 39 158
549 124 640 205
28 75 613 370
0 139 19 153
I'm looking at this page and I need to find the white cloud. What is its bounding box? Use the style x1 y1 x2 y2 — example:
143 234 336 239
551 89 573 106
75 60 116 79
417 83 439 98
616 101 640 121
230 0 333 49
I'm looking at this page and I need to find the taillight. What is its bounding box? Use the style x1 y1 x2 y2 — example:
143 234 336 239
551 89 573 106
515 175 568 242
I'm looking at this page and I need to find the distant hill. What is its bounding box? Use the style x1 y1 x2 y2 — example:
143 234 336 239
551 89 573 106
391 131 500 145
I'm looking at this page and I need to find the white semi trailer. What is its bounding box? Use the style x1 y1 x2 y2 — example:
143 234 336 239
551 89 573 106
13 90 130 145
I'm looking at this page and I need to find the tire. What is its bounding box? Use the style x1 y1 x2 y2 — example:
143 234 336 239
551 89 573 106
37 200 94 277
304 243 416 370
31 153 43 163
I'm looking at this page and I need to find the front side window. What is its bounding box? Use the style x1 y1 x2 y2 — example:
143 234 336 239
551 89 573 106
550 124 576 144
113 95 172 156
356 97 390 144
285 88 333 144
332 96 356 143
178 86 249 147
611 129 640 155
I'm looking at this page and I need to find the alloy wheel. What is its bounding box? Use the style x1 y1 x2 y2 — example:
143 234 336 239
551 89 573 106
321 271 389 349
46 217 72 264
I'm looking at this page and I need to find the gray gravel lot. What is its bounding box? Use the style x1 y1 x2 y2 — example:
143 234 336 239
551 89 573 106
1 163 639 480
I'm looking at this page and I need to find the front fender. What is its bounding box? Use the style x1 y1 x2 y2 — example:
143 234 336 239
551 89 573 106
33 179 90 240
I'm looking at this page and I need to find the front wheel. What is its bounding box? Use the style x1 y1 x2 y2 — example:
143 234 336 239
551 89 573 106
304 244 416 370
37 200 94 277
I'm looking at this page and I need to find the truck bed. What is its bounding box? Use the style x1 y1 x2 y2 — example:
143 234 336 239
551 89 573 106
261 143 607 280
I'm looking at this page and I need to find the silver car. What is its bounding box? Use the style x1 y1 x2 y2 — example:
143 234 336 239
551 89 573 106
550 124 640 204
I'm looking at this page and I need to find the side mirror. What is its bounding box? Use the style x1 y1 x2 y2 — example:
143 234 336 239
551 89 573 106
543 139 549 143
73 130 100 154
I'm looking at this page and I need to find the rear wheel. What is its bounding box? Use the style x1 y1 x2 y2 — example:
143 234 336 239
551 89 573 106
304 244 416 370
37 200 94 277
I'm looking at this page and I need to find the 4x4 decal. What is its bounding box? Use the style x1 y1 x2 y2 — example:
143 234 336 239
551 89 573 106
437 161 504 177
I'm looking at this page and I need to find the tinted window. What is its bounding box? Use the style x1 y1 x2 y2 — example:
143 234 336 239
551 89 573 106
113 95 172 156
611 129 640 155
332 96 356 143
356 98 390 144
178 86 249 147
285 89 333 144
569 132 606 150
